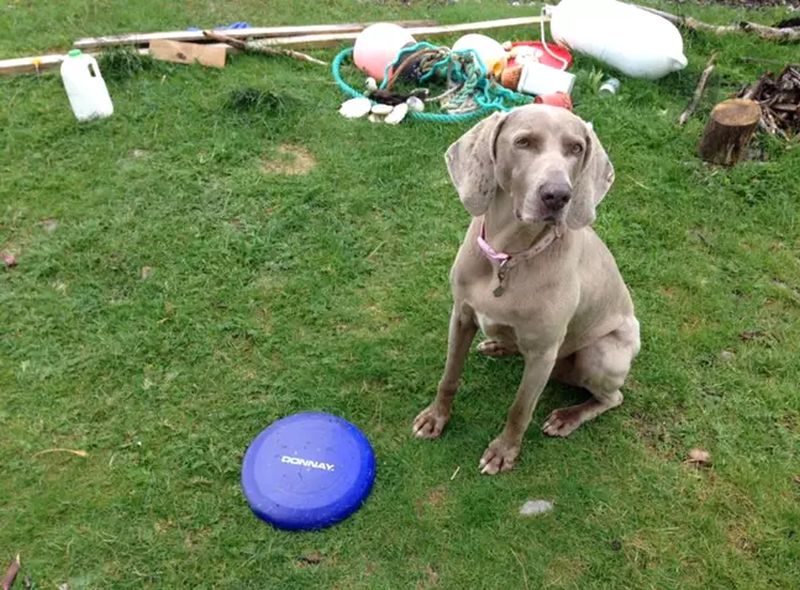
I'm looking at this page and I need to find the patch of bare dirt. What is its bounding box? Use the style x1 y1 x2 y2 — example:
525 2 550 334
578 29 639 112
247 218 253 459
414 485 447 517
261 144 316 176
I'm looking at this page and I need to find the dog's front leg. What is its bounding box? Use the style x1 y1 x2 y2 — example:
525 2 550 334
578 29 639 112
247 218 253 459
479 347 558 474
413 304 477 439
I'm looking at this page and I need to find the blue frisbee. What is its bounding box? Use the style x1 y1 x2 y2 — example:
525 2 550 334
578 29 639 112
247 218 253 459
241 412 376 531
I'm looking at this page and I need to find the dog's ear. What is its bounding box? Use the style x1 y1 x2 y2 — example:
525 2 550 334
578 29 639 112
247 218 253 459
567 123 615 229
445 111 508 217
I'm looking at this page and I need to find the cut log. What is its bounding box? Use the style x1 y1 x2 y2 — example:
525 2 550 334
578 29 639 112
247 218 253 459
149 39 227 68
73 20 437 50
698 99 761 166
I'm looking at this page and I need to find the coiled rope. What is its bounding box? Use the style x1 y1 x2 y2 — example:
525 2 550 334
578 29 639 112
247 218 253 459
332 44 533 123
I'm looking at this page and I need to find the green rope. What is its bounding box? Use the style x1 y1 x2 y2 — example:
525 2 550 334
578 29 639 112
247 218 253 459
331 46 531 124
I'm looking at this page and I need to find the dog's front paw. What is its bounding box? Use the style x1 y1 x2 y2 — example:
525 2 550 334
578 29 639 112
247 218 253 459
479 437 520 475
412 404 450 439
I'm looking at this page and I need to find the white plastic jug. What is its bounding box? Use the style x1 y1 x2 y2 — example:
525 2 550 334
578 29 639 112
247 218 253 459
548 0 688 80
60 49 114 121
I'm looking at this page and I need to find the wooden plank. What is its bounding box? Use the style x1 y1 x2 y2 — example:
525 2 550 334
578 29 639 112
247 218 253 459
73 20 437 50
248 16 549 49
0 53 65 75
3 16 547 76
149 39 226 68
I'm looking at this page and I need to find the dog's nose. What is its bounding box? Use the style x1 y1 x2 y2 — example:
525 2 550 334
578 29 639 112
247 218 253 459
540 183 572 211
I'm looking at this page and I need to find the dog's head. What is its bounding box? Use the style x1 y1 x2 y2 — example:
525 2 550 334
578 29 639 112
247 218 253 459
445 104 614 229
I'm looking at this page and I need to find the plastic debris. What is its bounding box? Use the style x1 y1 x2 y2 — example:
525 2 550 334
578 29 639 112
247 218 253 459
519 499 554 516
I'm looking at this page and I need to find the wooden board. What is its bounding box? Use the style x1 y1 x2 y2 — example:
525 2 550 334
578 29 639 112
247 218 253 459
73 20 437 50
149 39 226 68
0 53 67 75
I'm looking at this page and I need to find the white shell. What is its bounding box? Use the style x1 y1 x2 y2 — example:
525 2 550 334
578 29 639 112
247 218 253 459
385 102 408 125
406 96 425 112
365 77 378 91
338 97 372 119
371 103 393 115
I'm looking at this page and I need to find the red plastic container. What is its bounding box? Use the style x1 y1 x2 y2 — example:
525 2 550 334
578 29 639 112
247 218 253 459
506 41 573 70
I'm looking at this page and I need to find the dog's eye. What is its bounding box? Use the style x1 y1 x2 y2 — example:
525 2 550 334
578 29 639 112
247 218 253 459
514 136 530 148
571 143 584 155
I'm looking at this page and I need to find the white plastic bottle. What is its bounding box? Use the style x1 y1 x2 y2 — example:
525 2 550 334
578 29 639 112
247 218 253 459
60 49 114 121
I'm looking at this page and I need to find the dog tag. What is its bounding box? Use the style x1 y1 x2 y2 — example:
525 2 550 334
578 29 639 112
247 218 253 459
493 262 509 297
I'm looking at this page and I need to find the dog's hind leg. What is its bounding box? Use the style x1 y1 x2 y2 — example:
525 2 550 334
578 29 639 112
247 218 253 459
543 317 640 437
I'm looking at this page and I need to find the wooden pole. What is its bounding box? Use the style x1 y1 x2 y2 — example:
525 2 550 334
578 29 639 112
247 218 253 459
698 99 761 166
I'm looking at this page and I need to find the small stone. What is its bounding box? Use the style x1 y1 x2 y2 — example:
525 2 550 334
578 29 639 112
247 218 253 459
41 218 59 233
365 77 378 91
3 253 17 268
338 97 371 119
519 499 553 516
718 350 735 362
370 103 393 116
406 96 425 112
385 102 408 125
368 113 382 123
140 266 153 280
685 448 712 466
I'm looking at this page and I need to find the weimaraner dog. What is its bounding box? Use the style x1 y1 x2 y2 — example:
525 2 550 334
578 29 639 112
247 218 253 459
413 104 640 475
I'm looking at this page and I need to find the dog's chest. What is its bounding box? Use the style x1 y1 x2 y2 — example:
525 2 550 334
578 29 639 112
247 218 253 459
474 310 514 338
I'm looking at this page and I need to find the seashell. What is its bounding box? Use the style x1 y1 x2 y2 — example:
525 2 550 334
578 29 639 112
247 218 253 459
385 102 408 125
365 77 378 91
338 97 372 119
370 103 393 115
406 96 425 112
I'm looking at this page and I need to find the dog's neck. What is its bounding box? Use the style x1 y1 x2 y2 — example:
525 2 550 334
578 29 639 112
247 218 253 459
483 190 553 254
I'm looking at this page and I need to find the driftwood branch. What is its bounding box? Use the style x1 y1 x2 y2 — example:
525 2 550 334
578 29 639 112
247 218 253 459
202 30 328 65
679 53 717 125
639 5 800 41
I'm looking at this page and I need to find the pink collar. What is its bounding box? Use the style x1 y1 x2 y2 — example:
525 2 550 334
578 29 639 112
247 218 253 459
477 222 559 265
477 221 560 297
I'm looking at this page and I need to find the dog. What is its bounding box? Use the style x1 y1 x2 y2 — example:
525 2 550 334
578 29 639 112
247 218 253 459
412 104 641 475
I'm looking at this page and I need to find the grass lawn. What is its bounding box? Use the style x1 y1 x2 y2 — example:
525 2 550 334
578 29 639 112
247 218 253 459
2 1 799 588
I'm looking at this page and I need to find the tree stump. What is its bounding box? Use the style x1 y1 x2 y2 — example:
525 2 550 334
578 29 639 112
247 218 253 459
698 98 761 166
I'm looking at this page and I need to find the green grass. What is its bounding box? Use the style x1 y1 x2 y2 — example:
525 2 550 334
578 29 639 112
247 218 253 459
2 1 799 588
